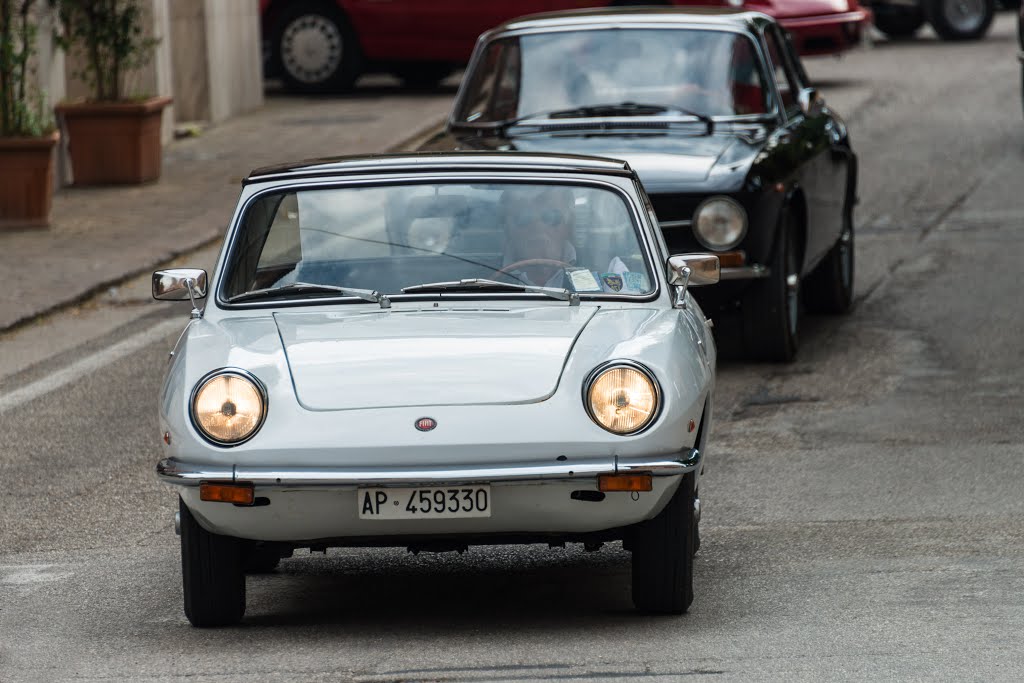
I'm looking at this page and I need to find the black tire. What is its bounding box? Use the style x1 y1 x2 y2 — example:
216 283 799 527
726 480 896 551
273 0 362 93
873 6 927 37
631 472 697 614
391 63 455 89
743 209 801 362
243 543 285 574
803 209 855 315
925 0 995 40
179 498 246 627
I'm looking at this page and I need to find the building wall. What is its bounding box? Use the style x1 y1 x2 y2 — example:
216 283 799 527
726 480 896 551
170 0 264 124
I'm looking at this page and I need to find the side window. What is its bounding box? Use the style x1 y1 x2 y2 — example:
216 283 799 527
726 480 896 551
457 39 520 122
763 28 800 113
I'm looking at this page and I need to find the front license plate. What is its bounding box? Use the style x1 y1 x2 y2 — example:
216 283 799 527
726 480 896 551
358 486 492 520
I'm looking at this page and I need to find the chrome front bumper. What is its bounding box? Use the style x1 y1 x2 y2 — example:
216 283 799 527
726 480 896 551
156 449 700 489
719 264 769 281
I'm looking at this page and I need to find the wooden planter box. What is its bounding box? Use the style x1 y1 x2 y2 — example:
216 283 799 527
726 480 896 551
56 96 172 185
0 131 60 230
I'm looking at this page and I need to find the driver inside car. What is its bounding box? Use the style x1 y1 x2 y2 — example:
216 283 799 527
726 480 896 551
498 185 640 293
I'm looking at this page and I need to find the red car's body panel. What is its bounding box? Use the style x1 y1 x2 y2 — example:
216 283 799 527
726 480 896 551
261 0 870 61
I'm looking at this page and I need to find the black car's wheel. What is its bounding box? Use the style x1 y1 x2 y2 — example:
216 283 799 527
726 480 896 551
873 7 927 37
273 1 362 92
926 0 995 40
803 210 855 315
180 498 246 627
743 210 801 362
391 63 455 89
631 472 697 614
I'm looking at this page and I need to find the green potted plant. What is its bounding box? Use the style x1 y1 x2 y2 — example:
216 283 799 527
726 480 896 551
53 0 171 185
0 0 59 228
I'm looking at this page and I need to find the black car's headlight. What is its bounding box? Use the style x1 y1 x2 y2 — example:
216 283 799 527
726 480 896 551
190 369 267 446
584 362 660 435
693 196 747 251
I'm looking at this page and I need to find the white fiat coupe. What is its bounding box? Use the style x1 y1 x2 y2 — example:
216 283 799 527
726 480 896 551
154 152 719 626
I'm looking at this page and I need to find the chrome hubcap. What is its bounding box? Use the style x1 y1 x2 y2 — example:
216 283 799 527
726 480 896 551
281 15 343 84
942 0 986 33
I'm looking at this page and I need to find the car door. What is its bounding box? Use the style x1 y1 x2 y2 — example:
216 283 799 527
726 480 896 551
354 0 552 62
762 25 840 270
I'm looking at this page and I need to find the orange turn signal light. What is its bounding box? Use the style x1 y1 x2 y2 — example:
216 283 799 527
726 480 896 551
598 473 653 492
715 251 747 268
199 481 255 505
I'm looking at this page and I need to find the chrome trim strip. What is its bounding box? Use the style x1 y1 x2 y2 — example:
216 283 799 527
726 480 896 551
719 264 769 280
659 219 692 229
156 449 699 489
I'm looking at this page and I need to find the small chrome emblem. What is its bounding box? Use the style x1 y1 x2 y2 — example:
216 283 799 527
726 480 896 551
415 417 437 432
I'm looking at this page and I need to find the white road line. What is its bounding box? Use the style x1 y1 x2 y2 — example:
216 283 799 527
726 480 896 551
0 318 186 415
0 564 74 584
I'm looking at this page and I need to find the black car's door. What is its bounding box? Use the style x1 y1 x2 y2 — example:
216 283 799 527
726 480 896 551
762 25 846 270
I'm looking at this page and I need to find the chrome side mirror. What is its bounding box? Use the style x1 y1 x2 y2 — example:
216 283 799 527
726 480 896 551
153 268 207 319
153 269 207 300
667 254 720 308
798 87 824 117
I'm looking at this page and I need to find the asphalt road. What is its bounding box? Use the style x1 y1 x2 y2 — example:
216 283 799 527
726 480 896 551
2 15 1023 682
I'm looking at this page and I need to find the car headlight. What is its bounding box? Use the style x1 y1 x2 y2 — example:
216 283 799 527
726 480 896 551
693 196 747 251
585 362 660 435
190 370 267 446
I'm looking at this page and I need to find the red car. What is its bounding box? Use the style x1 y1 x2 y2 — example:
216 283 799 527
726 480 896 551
261 0 871 92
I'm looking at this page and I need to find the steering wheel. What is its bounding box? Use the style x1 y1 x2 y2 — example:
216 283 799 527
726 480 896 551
492 258 574 283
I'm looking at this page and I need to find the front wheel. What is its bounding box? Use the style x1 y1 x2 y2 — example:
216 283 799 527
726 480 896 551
743 210 801 362
631 472 697 614
180 498 246 627
803 211 855 314
926 0 995 40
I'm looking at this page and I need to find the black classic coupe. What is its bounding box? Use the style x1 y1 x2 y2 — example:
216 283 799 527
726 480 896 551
421 8 857 361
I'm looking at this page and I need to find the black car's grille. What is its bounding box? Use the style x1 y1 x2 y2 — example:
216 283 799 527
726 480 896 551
649 194 702 253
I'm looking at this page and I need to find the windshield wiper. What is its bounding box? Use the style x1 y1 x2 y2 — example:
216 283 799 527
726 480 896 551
228 282 391 308
401 278 580 306
478 102 714 135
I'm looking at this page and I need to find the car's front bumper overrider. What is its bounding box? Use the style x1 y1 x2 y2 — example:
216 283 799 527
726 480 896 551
156 449 701 489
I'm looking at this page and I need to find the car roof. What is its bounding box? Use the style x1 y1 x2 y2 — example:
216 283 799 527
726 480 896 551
490 6 773 34
244 151 634 184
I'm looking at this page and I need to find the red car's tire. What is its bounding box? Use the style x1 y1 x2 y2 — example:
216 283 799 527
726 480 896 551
273 0 362 92
926 0 995 40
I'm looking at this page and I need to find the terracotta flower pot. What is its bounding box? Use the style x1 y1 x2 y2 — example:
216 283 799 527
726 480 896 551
0 131 60 230
56 95 172 185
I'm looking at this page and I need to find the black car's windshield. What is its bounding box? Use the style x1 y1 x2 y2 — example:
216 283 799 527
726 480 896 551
455 28 770 125
222 181 655 303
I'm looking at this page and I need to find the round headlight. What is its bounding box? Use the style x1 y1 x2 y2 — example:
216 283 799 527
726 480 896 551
693 196 747 250
191 370 266 446
585 363 660 435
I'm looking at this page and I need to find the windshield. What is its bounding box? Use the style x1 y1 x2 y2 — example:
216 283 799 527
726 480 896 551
222 181 656 302
456 28 769 123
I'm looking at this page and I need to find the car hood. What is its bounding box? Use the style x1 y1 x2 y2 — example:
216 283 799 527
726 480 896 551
440 129 762 193
273 307 599 411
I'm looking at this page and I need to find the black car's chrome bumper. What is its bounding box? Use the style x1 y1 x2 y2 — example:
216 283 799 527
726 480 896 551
719 265 769 281
156 450 701 489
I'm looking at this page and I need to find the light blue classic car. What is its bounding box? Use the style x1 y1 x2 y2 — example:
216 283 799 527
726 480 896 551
154 152 719 626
